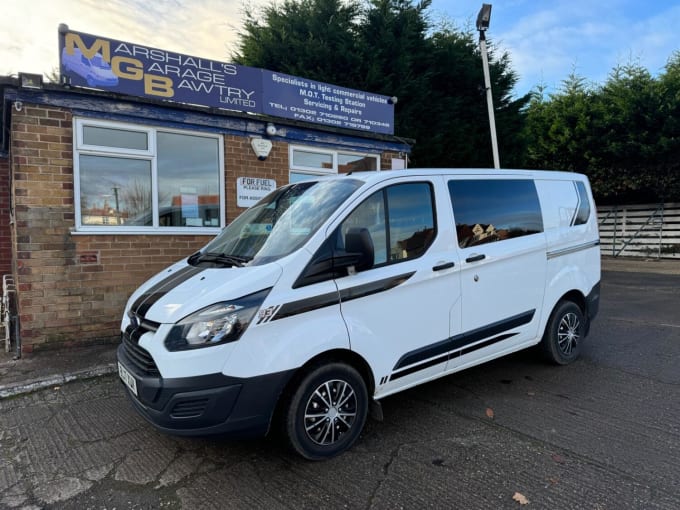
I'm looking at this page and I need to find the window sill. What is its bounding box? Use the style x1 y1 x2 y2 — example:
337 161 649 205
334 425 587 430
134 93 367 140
70 228 221 236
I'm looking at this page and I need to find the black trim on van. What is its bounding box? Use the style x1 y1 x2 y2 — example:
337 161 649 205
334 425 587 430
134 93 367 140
131 266 205 317
389 332 519 381
117 344 294 437
393 310 535 371
274 291 341 321
273 272 415 321
339 272 415 302
586 281 601 323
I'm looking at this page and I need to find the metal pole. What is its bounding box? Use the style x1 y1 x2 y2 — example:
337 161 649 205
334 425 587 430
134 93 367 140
113 187 121 225
479 31 500 169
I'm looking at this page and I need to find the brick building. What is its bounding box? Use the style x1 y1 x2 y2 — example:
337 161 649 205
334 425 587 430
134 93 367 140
0 76 410 353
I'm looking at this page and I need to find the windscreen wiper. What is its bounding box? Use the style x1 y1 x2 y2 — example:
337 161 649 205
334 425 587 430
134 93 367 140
197 252 251 267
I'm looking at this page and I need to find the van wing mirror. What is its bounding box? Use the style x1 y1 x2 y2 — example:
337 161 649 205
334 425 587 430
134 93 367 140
293 228 374 288
339 228 374 272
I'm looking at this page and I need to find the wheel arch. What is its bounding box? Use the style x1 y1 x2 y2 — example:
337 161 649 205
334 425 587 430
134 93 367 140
270 348 375 432
543 288 589 341
557 289 586 314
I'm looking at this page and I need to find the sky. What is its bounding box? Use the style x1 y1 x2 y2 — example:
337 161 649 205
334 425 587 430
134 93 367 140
1 0 679 97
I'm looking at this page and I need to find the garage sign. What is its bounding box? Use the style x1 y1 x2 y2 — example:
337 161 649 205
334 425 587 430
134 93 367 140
59 28 394 134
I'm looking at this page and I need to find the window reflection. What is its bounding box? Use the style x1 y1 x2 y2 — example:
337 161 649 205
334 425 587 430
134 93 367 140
79 155 152 226
387 184 435 260
338 182 435 269
448 179 543 248
83 126 148 150
574 181 590 225
338 153 378 173
157 133 220 227
292 150 333 169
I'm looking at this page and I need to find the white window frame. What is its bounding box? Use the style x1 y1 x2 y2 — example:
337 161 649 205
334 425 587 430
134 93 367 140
289 145 380 181
73 118 225 235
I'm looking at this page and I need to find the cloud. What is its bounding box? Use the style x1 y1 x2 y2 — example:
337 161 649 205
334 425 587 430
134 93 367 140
493 1 680 94
0 0 265 76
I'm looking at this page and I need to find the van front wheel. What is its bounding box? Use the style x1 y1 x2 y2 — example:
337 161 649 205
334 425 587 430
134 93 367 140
541 300 585 365
285 363 368 460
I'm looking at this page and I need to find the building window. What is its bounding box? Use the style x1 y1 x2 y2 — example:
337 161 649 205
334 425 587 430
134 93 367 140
289 145 379 183
448 179 543 249
74 119 224 233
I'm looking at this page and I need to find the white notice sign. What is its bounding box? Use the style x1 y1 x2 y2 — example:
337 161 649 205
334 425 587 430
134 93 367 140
237 177 277 208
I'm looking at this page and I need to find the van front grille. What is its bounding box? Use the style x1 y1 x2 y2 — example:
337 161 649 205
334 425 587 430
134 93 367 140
122 317 160 376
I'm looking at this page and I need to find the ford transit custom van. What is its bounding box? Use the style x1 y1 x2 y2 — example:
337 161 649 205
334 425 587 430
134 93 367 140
117 169 600 459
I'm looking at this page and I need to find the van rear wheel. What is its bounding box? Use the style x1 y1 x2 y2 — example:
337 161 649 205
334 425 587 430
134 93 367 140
541 300 585 365
284 363 368 460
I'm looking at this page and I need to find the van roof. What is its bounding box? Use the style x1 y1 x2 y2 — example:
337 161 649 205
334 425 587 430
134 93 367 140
343 168 587 185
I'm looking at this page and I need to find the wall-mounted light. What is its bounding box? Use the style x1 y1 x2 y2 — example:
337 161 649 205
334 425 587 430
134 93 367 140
265 122 277 137
18 73 43 89
388 96 398 105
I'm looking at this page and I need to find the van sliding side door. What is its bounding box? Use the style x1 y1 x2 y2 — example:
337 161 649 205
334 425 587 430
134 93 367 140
446 178 547 372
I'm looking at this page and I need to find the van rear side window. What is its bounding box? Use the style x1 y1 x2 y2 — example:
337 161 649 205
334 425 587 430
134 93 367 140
448 179 544 248
573 181 591 225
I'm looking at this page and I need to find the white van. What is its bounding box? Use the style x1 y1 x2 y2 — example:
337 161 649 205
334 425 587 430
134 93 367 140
117 169 600 459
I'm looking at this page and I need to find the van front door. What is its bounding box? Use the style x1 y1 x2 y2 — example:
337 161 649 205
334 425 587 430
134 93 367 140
445 178 547 372
332 178 462 398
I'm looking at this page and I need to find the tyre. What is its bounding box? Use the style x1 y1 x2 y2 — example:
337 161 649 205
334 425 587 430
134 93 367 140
540 300 585 365
284 363 368 460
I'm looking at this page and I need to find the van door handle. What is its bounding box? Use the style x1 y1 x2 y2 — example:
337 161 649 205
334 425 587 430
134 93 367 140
465 254 486 263
432 262 455 271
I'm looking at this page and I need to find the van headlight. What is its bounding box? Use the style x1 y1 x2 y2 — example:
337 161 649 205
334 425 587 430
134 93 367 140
165 288 270 351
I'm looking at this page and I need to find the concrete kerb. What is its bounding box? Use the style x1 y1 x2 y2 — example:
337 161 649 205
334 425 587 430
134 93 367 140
0 363 117 399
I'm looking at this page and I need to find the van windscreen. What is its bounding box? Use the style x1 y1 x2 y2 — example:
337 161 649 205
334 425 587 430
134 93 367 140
194 179 363 267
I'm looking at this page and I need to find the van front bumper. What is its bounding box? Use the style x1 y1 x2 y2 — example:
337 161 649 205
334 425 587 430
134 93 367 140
116 343 294 437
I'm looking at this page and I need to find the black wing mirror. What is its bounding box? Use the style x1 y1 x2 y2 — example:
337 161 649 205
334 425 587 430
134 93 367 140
340 227 374 272
293 227 374 288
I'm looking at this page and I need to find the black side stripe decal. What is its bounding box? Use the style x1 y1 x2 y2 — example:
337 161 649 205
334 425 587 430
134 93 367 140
339 272 415 303
274 291 340 321
393 310 535 371
389 332 519 381
132 266 205 317
272 272 416 322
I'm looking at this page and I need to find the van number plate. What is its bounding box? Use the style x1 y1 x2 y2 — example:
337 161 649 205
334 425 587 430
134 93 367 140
118 362 138 397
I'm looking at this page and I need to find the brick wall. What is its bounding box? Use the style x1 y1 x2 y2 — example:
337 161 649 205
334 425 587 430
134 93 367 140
0 157 10 276
225 134 290 222
380 152 404 170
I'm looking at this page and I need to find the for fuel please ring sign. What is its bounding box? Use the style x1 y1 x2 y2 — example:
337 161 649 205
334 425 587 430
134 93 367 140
237 177 276 208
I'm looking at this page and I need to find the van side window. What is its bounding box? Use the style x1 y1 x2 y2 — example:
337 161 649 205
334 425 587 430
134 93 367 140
573 181 591 225
340 182 436 268
448 179 543 248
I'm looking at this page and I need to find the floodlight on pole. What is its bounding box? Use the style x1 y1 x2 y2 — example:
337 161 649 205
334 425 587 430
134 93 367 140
477 3 500 169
